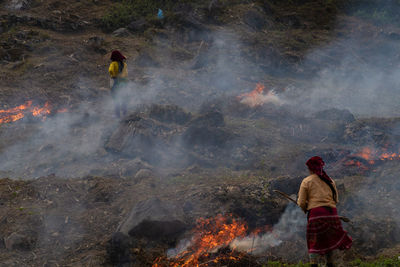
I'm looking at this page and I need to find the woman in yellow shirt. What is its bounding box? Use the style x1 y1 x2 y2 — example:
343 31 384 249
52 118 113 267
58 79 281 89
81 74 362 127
109 50 128 118
297 156 352 267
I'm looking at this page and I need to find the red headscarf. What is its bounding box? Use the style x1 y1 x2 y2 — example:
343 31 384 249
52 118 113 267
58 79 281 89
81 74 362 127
306 156 332 183
306 156 337 202
110 50 126 62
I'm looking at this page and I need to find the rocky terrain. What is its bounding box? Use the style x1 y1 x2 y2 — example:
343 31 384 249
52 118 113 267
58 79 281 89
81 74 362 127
1 0 400 266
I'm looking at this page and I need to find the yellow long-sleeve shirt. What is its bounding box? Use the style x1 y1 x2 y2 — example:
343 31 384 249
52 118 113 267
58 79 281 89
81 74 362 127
297 174 338 212
109 61 128 78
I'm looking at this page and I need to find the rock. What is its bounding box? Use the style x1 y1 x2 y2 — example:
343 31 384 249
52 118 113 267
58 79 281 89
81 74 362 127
127 18 148 32
183 109 230 147
7 0 32 10
148 104 192 125
4 231 36 250
134 51 160 67
183 124 231 147
120 158 153 178
130 220 187 246
117 197 185 235
112 28 130 37
313 108 355 123
134 169 153 180
108 198 186 265
104 114 172 157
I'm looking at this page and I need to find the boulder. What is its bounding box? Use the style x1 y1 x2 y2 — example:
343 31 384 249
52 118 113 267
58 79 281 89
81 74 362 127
104 114 172 156
121 158 153 177
183 125 231 147
129 219 186 244
117 197 185 235
112 28 130 37
183 109 230 147
108 198 187 264
148 104 192 125
7 0 32 10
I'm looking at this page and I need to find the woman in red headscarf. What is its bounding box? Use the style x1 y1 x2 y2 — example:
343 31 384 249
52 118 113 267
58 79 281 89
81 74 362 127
109 50 128 118
297 156 352 267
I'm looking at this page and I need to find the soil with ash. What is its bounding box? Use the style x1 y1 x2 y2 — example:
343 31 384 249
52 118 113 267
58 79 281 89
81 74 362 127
1 161 399 266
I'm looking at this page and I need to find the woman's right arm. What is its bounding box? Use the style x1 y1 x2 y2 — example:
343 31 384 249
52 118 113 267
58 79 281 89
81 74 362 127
297 180 308 213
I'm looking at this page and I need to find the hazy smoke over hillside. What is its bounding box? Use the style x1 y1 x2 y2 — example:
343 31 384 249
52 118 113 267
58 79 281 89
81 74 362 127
291 37 400 117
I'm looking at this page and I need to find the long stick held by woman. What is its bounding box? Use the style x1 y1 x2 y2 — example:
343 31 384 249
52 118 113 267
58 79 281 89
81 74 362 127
297 156 352 267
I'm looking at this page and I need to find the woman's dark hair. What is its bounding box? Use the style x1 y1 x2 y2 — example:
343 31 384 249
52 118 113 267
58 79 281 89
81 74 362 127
317 171 337 203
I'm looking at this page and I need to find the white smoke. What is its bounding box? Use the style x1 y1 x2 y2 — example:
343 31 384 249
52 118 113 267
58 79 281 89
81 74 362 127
230 204 306 254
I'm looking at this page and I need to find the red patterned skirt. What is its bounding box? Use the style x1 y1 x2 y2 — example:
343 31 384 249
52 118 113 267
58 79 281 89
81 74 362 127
307 206 352 255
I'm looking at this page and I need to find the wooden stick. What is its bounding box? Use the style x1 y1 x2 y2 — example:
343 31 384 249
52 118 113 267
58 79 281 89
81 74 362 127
273 190 351 223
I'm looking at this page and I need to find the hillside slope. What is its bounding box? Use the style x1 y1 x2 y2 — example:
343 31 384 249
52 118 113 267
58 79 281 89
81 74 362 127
1 0 400 266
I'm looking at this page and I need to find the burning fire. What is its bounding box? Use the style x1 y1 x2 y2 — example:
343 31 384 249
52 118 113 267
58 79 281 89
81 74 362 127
153 214 252 267
0 101 67 124
237 83 281 107
344 146 400 170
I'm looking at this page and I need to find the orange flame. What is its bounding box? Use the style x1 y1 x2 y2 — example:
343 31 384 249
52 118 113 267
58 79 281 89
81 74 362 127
353 147 375 165
32 102 51 118
57 108 68 113
153 214 249 267
237 83 281 107
237 83 266 107
345 146 400 171
0 101 67 124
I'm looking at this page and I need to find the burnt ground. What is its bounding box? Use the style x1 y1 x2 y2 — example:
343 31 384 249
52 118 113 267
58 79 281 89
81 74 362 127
1 0 400 266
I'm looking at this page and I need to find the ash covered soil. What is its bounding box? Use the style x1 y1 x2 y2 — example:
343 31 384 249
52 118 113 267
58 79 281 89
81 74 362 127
1 0 400 266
